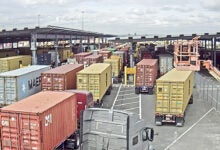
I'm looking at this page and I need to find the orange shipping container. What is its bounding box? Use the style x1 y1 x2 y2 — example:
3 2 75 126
74 52 92 64
99 50 112 60
0 91 77 150
41 64 84 91
84 54 103 66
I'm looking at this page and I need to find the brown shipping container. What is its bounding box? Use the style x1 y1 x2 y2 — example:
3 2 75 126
99 50 111 60
84 54 103 66
0 91 77 150
41 64 84 91
135 59 158 94
74 52 92 64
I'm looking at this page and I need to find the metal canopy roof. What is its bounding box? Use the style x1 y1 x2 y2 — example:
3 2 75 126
0 25 115 42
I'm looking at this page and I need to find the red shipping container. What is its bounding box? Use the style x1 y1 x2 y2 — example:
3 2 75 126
74 52 92 64
0 91 77 150
83 54 103 66
135 59 158 94
41 64 84 91
99 50 112 60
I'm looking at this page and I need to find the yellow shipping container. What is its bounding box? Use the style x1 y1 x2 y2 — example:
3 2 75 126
77 63 112 105
110 55 122 71
155 68 194 126
0 55 32 73
104 58 120 77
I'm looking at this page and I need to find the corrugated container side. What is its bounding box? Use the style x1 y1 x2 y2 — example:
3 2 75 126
0 65 50 106
135 59 158 87
155 69 194 115
41 64 84 91
159 54 173 76
74 52 92 64
83 54 103 66
113 51 125 65
104 58 120 77
110 55 123 71
77 63 111 102
0 55 32 72
98 50 111 60
0 91 77 150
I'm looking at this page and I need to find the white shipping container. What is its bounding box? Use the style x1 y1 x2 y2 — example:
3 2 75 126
159 54 173 75
0 65 50 106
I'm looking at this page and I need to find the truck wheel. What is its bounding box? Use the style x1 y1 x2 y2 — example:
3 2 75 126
155 116 162 126
176 117 184 127
189 96 193 104
74 132 80 149
135 88 140 94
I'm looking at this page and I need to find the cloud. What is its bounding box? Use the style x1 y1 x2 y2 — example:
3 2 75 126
200 0 220 11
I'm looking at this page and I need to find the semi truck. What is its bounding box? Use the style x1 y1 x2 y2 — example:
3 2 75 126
80 108 154 150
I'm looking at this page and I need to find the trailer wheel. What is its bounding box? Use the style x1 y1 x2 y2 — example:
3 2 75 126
176 117 184 127
135 87 140 94
74 132 80 149
155 116 162 126
189 95 193 104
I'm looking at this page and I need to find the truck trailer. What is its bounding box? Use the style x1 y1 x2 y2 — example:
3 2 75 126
80 108 154 150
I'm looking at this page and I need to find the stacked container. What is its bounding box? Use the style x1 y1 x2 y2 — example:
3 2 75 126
111 55 123 72
0 65 50 106
119 47 129 66
0 55 32 72
99 50 111 60
113 51 125 67
159 54 173 76
83 54 103 66
155 68 194 126
58 48 73 62
77 63 112 105
74 52 92 64
41 64 83 91
0 91 77 150
135 59 158 94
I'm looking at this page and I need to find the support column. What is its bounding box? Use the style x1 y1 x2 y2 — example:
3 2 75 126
214 37 216 67
54 37 59 67
30 33 37 65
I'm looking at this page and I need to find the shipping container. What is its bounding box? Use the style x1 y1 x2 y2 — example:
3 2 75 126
65 89 94 123
83 54 103 66
74 52 92 64
119 47 129 66
113 51 125 67
0 65 50 106
99 50 111 60
41 64 83 91
77 63 112 105
110 55 123 72
37 53 52 65
0 91 79 150
155 68 194 126
104 58 121 83
141 51 153 59
58 48 73 62
0 49 17 58
159 54 173 76
0 55 32 72
135 59 158 94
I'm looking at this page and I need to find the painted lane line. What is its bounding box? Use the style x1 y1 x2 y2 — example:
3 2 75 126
111 83 122 109
164 107 215 150
123 107 139 111
118 93 136 96
114 101 139 107
116 96 139 101
119 89 134 92
139 94 142 119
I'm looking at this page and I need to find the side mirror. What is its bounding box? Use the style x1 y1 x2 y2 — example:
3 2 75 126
142 127 154 142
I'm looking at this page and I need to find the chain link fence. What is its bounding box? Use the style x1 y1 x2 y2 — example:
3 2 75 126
195 72 220 111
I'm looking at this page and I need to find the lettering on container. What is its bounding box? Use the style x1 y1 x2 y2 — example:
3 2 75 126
45 114 52 126
28 76 41 90
2 120 9 126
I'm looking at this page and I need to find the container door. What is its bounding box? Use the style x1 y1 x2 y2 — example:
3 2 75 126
41 73 53 90
5 77 17 105
156 82 170 113
19 114 41 150
0 77 5 105
53 74 65 91
1 112 20 150
77 74 88 90
170 83 184 114
89 74 100 101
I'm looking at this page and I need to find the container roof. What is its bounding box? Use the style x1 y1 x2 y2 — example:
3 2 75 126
1 91 75 114
42 64 83 74
157 68 193 82
78 63 110 74
137 59 158 66
0 65 49 76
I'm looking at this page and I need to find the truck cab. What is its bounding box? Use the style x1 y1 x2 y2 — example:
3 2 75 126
80 108 154 150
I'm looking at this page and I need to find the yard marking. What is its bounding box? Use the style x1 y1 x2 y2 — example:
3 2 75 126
139 94 142 119
111 83 122 109
114 101 139 107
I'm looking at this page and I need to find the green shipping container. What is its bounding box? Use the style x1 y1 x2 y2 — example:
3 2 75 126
77 63 112 104
155 68 194 126
0 55 32 72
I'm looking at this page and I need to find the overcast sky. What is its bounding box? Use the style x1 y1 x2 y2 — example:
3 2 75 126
0 0 219 36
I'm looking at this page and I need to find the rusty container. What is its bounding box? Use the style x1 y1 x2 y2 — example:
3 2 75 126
135 59 158 94
99 50 112 60
83 54 103 66
0 91 77 150
41 64 84 91
74 52 92 64
119 47 129 66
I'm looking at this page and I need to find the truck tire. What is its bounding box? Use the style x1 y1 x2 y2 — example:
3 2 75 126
176 117 184 127
155 116 162 126
189 95 193 104
135 87 140 94
74 132 80 149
